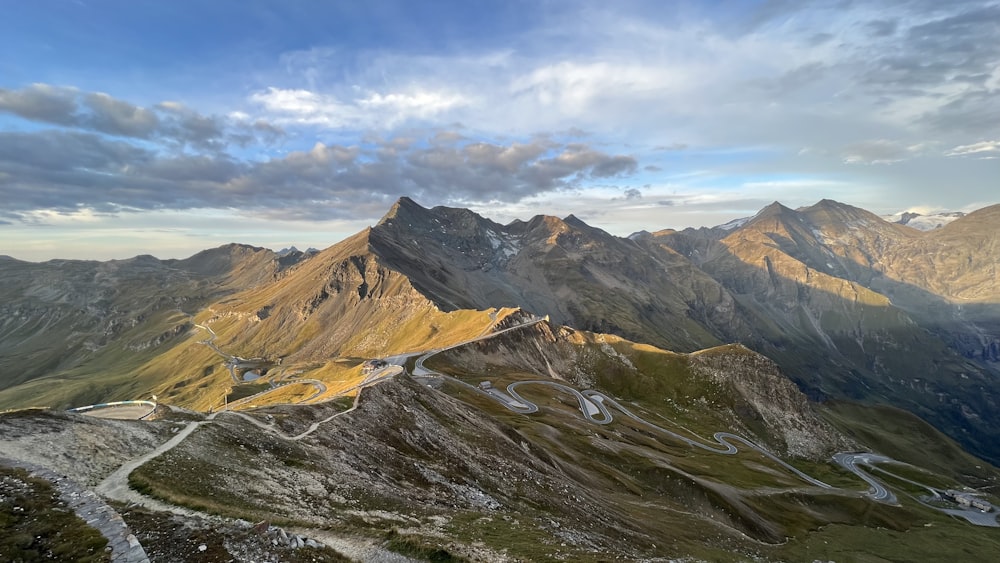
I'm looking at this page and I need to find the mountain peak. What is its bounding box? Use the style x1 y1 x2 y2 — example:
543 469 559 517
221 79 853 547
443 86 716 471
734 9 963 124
813 198 845 208
758 201 793 216
746 201 796 225
799 199 886 228
562 214 592 229
378 196 428 226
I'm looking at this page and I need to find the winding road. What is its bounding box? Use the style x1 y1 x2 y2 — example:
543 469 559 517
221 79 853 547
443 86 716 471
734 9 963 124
408 321 999 514
426 372 834 491
832 453 897 503
72 312 998 539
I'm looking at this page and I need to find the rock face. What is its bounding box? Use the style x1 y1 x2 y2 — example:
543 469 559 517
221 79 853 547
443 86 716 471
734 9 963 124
686 345 854 458
366 197 748 352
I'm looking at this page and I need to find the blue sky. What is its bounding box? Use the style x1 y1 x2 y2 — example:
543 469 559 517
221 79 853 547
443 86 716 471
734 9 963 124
2 0 999 260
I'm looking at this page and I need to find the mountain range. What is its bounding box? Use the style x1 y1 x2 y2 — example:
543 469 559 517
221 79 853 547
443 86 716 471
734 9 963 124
3 197 1000 560
2 197 999 462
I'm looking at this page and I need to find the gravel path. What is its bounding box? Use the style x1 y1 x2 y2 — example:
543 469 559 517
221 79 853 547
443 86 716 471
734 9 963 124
94 413 220 518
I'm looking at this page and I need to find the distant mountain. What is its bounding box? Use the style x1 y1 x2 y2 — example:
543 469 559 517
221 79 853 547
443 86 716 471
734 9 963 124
883 209 966 230
275 246 320 257
0 244 310 408
647 199 1000 462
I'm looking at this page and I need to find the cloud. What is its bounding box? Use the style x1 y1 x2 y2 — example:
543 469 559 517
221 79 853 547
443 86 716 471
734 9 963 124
155 101 229 149
840 139 925 165
865 19 898 37
0 83 273 150
0 83 78 124
946 140 1000 158
5 1 1000 251
83 92 159 138
250 86 469 128
0 129 638 221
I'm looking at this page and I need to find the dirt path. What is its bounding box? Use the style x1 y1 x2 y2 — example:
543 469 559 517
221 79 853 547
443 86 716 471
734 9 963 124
94 413 220 517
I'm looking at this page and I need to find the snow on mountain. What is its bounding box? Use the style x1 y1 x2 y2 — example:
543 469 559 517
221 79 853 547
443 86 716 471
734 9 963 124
883 210 966 231
716 216 750 231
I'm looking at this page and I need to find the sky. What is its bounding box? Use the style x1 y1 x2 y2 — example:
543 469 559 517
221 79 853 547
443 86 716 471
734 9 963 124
1 0 998 261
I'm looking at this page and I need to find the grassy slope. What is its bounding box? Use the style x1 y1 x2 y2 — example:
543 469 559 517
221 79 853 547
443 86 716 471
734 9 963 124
821 401 1000 486
427 330 1000 559
0 466 109 562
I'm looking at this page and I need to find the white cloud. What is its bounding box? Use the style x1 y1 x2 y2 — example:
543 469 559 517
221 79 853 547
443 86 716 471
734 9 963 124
946 140 1000 158
358 90 468 118
250 86 469 129
840 140 927 165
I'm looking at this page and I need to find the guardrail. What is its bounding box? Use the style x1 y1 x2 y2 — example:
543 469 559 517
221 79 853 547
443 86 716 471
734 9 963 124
68 400 158 419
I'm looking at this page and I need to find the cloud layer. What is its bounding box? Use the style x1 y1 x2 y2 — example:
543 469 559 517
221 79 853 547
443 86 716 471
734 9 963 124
1 0 998 260
0 85 637 222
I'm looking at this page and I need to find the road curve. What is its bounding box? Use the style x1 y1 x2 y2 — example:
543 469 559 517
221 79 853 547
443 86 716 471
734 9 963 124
95 411 222 513
411 319 942 498
832 453 897 504
499 381 832 489
68 400 157 421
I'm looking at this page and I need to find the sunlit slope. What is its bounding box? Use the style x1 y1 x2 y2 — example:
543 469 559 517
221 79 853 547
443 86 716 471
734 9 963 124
124 228 520 409
368 197 750 352
0 246 291 410
185 228 512 360
645 200 1000 464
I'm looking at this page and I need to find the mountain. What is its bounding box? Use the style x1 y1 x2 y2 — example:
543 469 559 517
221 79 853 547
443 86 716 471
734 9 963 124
0 244 309 408
3 198 999 463
368 196 747 351
4 197 1000 560
646 200 1000 462
883 209 966 230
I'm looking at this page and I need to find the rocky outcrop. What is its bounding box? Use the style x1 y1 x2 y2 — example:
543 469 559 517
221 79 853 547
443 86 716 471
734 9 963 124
688 345 856 458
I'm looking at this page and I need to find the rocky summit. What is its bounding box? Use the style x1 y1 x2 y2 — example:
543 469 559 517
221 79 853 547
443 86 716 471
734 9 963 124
3 197 1000 561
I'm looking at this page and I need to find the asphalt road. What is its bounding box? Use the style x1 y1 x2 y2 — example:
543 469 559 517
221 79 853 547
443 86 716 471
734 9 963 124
408 318 950 499
832 453 897 503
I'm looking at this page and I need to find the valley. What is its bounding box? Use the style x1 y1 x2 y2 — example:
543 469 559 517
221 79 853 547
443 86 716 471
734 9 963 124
3 197 1000 561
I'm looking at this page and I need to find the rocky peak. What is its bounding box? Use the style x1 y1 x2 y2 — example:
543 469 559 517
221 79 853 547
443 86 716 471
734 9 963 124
170 243 274 278
515 214 619 251
753 201 795 220
377 196 425 225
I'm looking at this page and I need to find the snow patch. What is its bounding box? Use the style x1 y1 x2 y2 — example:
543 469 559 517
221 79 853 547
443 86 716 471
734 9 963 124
716 217 750 231
485 230 502 249
883 210 965 231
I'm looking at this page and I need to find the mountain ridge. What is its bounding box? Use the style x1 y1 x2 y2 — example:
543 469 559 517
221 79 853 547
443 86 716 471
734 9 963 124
2 196 1000 465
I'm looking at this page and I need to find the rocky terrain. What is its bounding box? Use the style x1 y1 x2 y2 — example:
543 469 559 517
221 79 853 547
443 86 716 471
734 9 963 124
3 196 1000 560
4 310 1000 560
3 197 1000 462
4 334 1000 560
642 200 1000 463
